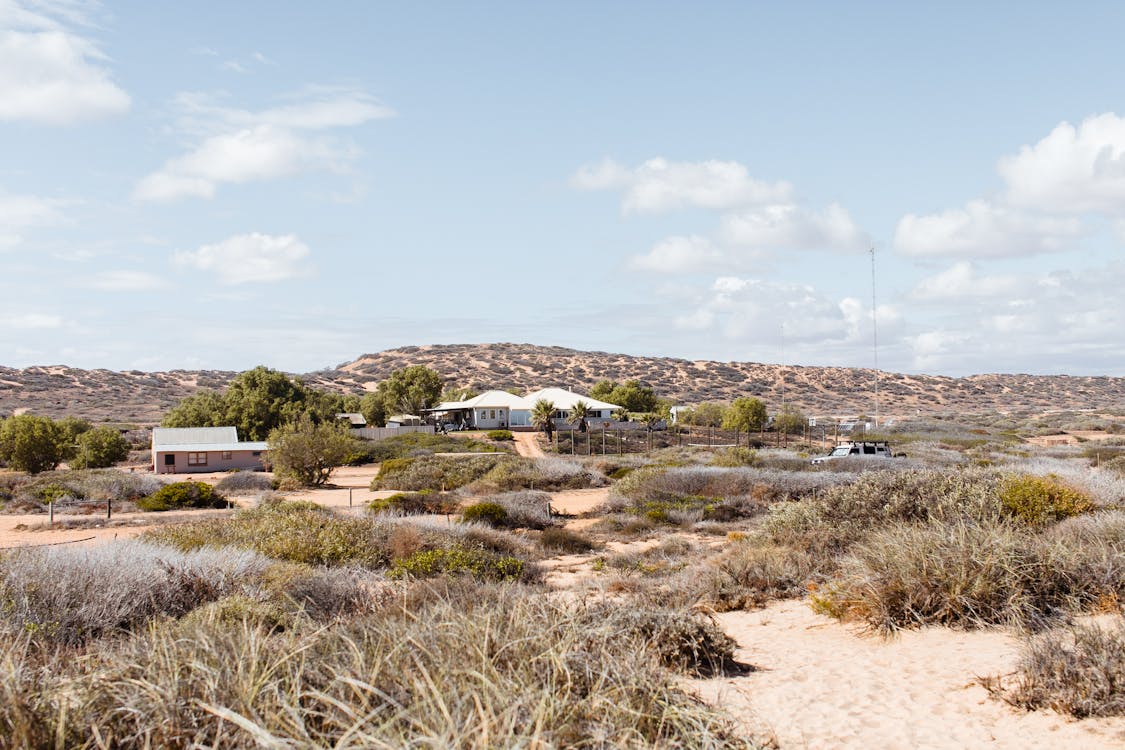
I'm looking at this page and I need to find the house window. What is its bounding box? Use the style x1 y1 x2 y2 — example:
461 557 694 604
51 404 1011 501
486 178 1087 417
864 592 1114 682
252 451 261 457
187 452 207 466
479 410 486 420
222 451 233 460
490 409 496 420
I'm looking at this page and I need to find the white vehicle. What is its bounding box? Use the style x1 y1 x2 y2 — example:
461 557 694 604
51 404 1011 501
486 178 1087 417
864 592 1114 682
811 440 895 465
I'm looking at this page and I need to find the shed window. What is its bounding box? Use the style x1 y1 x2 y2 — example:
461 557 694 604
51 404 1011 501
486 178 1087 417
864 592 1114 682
222 451 233 460
187 452 207 466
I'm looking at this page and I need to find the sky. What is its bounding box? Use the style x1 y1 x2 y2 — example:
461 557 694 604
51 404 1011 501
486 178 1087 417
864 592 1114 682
2 1 1124 377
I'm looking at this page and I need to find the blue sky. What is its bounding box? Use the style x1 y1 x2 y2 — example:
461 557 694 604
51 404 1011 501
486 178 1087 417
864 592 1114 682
2 2 1124 377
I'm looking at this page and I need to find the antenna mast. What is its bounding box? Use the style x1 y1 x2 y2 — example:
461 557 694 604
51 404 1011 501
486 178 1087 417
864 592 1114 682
870 246 880 428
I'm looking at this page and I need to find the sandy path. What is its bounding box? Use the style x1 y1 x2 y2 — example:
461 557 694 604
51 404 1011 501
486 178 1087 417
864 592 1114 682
692 599 1125 749
548 487 609 516
513 432 545 458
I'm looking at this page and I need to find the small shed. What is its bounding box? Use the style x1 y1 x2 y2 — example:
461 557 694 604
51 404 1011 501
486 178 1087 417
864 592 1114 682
151 426 269 474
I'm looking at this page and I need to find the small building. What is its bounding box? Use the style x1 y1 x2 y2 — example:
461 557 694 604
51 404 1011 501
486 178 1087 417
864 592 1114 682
386 414 423 427
152 426 268 474
524 387 622 428
336 412 367 428
426 390 533 429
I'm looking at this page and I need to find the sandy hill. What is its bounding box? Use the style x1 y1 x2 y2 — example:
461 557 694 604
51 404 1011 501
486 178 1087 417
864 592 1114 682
2 343 1124 423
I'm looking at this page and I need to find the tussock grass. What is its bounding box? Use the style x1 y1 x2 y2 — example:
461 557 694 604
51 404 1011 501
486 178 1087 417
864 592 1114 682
374 455 607 493
213 470 273 494
0 541 270 644
991 621 1125 717
539 526 599 553
0 582 754 749
360 430 507 461
144 501 539 582
0 469 163 513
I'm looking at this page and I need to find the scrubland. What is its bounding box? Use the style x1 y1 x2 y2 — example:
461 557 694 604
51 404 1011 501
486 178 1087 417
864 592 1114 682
3 415 1125 747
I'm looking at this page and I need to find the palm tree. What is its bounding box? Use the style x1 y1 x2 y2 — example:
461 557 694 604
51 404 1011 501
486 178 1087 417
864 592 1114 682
612 406 630 423
531 399 556 439
568 400 589 433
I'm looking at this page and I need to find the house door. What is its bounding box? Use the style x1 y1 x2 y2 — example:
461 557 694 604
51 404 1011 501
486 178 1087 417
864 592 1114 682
163 454 175 473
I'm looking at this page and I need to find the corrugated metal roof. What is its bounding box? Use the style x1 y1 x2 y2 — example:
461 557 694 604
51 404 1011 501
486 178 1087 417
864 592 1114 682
429 390 533 411
152 427 238 445
524 388 621 412
152 441 269 453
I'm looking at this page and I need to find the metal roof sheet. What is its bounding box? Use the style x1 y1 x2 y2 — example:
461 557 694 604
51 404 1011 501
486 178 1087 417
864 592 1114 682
152 426 239 445
152 441 269 453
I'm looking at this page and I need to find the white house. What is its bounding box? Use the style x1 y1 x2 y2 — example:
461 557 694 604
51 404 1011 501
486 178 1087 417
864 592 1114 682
427 390 533 429
424 387 624 430
152 426 268 474
524 387 622 427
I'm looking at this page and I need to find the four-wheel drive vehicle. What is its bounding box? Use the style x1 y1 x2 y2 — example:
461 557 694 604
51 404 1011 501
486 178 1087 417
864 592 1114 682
811 440 898 465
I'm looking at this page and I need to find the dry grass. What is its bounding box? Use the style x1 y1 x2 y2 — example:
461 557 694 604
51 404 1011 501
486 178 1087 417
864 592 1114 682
0 581 756 749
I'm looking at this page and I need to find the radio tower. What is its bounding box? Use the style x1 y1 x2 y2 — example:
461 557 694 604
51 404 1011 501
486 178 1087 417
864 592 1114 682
870 246 880 428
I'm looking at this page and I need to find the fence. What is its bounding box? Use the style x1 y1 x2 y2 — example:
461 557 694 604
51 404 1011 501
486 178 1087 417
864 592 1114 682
350 425 436 441
550 424 819 455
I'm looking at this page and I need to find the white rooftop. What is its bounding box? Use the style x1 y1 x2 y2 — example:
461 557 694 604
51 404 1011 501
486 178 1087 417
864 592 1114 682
152 426 268 453
524 387 622 412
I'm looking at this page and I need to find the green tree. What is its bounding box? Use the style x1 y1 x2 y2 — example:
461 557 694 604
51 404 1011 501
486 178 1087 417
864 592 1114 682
608 380 658 413
568 400 590 433
685 402 726 428
531 399 556 439
72 426 131 469
56 416 92 461
267 418 356 486
0 414 65 473
222 366 311 441
359 391 387 427
161 390 228 430
589 379 616 403
376 365 443 417
723 397 768 433
775 404 808 435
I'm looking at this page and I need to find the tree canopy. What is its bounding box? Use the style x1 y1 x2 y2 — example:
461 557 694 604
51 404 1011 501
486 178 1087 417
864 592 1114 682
531 399 556 438
723 397 768 433
374 366 443 419
72 426 131 469
589 379 658 413
0 415 66 473
162 366 349 440
267 418 356 486
774 404 808 435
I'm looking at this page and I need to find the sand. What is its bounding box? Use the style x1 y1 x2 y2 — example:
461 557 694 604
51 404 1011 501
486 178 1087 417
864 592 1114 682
692 599 1125 749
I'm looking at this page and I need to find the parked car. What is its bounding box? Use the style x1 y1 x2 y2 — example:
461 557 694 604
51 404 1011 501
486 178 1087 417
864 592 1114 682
811 440 900 465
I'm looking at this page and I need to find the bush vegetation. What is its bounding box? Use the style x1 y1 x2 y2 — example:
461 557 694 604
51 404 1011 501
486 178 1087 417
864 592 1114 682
267 417 357 486
0 582 749 749
368 490 459 515
0 469 163 513
359 431 506 462
486 429 514 441
137 481 227 512
213 470 274 494
373 454 605 493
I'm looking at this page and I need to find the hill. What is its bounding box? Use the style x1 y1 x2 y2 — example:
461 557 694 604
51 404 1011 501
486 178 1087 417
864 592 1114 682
3 344 1123 424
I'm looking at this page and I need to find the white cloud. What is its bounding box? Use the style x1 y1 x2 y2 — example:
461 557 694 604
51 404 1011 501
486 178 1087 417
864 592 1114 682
0 1 130 124
999 113 1125 214
173 232 311 284
571 157 793 214
720 202 868 252
894 199 1081 258
0 187 64 246
134 88 392 202
910 261 1025 300
628 235 728 272
0 311 63 329
82 270 168 291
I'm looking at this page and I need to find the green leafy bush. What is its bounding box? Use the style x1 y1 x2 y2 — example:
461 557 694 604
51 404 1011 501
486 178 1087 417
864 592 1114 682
1000 474 1094 526
486 429 514 441
461 501 508 527
388 546 524 581
137 481 227 512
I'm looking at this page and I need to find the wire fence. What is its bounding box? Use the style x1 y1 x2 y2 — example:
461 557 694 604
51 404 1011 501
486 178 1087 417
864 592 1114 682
547 425 812 456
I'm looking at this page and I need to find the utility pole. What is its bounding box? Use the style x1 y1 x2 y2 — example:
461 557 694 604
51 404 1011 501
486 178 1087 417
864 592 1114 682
870 246 881 429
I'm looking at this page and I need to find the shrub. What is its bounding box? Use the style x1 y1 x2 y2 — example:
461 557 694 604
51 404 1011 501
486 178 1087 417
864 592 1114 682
388 546 525 581
591 604 744 677
539 527 597 553
213 470 274 494
71 426 130 469
469 456 607 493
461 501 508 527
137 481 227 512
144 502 536 580
994 622 1125 717
810 519 1084 632
690 543 815 611
0 583 746 748
364 432 506 461
368 490 459 515
372 454 505 491
486 429 514 441
0 541 269 644
476 490 554 529
267 418 356 486
1000 474 1094 526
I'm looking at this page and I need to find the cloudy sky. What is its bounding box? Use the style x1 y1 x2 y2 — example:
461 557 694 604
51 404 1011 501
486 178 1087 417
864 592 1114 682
2 2 1124 376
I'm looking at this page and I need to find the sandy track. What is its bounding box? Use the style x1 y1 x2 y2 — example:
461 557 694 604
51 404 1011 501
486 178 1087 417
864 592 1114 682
548 487 609 516
513 432 546 458
692 599 1125 749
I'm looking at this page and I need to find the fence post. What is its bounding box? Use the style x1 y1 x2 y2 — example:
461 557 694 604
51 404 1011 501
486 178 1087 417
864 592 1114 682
106 498 111 520
349 488 353 507
49 500 54 526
